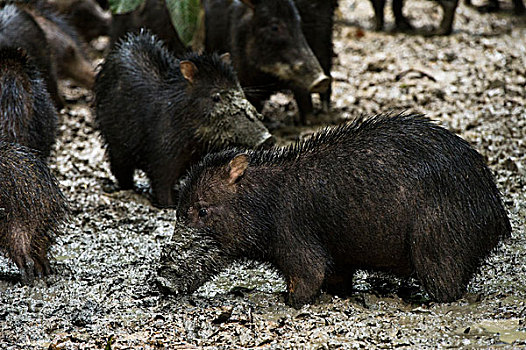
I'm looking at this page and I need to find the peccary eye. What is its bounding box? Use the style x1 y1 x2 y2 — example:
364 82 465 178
198 208 208 218
212 93 221 102
270 23 279 32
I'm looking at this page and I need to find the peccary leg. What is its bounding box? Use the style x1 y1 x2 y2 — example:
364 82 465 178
108 152 134 190
410 224 473 302
274 236 328 308
324 267 355 297
31 232 52 276
392 0 413 31
319 90 331 113
7 225 38 283
436 0 458 35
150 173 178 208
370 0 386 31
292 88 314 125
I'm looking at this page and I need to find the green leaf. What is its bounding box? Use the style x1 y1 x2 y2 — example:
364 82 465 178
166 0 203 48
109 0 144 14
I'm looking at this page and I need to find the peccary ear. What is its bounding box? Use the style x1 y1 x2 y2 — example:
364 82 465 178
180 60 198 84
227 154 249 185
219 52 231 65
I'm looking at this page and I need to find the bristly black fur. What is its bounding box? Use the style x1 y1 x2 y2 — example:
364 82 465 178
0 46 58 158
115 30 239 87
183 113 438 181
173 111 511 307
0 140 69 283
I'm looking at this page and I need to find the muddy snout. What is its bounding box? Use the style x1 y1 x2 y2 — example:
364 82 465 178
292 60 330 93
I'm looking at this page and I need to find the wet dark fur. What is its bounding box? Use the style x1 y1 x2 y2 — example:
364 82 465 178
0 47 58 158
95 31 269 207
204 0 326 121
174 113 511 307
0 141 68 283
0 3 62 107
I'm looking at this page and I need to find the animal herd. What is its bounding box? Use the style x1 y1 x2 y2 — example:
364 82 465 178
0 0 517 308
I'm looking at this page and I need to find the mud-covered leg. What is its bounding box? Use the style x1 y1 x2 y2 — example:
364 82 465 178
436 0 458 35
392 0 413 31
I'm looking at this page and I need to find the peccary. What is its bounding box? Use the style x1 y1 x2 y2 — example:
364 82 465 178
95 31 273 208
0 141 68 283
28 1 95 89
48 0 112 41
369 0 459 35
0 3 63 108
0 47 58 159
157 113 511 307
294 0 338 112
204 0 330 123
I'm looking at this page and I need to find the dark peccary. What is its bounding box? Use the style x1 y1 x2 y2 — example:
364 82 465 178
204 0 330 123
294 0 338 112
0 3 63 108
0 47 58 159
48 0 112 41
370 0 459 35
157 113 511 307
28 1 95 89
465 0 525 14
110 0 186 53
0 141 69 283
95 31 273 208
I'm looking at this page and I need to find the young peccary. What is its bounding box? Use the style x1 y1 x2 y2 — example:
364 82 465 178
0 47 58 159
0 141 68 283
95 31 273 208
157 113 511 307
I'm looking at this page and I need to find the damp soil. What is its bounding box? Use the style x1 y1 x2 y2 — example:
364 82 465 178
1 0 526 348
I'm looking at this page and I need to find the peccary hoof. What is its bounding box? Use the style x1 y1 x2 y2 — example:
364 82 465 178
101 178 120 193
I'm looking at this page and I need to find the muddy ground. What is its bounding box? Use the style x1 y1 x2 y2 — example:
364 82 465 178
1 0 526 348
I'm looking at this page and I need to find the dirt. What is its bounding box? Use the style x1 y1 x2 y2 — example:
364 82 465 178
1 0 525 348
